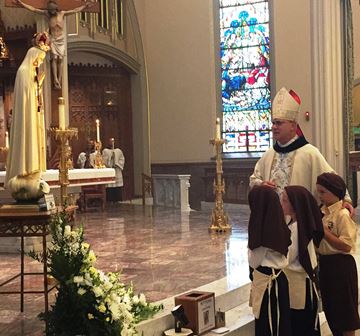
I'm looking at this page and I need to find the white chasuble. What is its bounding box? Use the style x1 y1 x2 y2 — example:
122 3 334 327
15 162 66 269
249 144 336 200
270 152 295 196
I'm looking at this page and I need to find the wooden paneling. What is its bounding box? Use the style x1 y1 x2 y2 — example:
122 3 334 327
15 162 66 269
0 26 36 169
66 64 134 200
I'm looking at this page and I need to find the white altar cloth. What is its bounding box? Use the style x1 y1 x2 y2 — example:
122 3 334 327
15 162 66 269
0 168 116 253
0 168 115 189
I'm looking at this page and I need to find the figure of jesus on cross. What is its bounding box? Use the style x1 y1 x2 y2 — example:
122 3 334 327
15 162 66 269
12 0 97 89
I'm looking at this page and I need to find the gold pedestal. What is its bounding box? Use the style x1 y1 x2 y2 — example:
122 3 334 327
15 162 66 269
94 141 105 169
50 128 78 205
209 139 231 233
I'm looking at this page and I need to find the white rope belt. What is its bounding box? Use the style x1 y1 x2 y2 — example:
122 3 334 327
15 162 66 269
310 279 320 330
267 269 282 336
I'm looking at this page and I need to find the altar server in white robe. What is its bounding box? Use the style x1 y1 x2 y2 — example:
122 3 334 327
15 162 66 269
77 139 96 169
102 138 125 202
249 87 353 214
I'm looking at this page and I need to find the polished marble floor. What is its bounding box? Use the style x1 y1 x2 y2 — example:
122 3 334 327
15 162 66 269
0 203 250 335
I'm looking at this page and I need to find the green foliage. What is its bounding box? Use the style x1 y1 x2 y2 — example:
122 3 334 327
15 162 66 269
30 210 162 336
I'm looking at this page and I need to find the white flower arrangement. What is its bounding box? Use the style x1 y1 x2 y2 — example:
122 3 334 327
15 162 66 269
29 210 162 336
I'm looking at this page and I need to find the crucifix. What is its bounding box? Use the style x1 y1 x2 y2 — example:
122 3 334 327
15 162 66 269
6 0 100 89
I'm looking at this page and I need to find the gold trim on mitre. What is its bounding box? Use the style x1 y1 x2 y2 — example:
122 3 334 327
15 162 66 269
272 87 300 121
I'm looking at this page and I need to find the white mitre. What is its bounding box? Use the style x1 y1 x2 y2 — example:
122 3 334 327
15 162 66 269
272 87 300 121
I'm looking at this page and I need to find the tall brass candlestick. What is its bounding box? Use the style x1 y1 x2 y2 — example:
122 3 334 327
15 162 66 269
50 128 78 205
209 138 231 232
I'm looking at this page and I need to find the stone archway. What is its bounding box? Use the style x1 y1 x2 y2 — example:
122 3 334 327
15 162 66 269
65 39 150 199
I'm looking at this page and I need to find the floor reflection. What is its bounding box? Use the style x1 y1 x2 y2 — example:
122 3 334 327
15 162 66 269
0 203 250 335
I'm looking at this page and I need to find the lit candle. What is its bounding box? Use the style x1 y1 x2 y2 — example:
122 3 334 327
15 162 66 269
96 119 100 142
5 131 9 148
111 137 115 150
58 97 65 130
216 117 221 139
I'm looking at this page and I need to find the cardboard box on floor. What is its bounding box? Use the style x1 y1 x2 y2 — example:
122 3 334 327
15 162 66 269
175 291 215 335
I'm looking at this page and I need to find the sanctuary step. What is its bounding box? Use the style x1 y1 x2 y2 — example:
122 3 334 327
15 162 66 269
136 276 348 336
136 276 251 335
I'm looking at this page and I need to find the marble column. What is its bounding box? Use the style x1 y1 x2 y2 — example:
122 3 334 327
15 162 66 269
311 0 344 176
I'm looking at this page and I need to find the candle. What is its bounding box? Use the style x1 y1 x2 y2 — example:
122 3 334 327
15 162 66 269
110 137 115 150
216 117 221 139
96 119 100 142
58 97 65 130
5 131 9 148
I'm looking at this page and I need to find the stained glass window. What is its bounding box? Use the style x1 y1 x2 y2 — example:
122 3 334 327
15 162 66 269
220 0 271 153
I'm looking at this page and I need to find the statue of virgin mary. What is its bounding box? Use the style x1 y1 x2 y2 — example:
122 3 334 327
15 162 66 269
5 32 51 202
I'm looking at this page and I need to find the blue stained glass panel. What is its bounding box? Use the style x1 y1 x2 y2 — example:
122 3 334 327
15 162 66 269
221 47 269 69
220 0 271 153
220 24 270 49
222 87 270 112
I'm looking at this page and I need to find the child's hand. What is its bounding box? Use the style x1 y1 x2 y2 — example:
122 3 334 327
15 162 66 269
342 201 355 218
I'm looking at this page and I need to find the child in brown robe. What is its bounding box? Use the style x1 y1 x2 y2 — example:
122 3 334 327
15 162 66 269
282 186 323 336
248 185 292 336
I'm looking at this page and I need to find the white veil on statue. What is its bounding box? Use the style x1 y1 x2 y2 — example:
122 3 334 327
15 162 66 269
5 32 50 201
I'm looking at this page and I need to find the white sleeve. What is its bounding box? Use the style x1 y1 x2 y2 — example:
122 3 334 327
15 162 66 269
248 246 267 269
115 149 125 170
249 159 264 189
102 149 112 168
77 152 86 168
89 153 96 168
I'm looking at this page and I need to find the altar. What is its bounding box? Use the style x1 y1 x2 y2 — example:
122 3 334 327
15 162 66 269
0 168 116 203
0 168 115 253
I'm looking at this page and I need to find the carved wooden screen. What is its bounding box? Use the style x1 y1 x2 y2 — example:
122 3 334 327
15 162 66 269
67 64 134 200
0 26 37 169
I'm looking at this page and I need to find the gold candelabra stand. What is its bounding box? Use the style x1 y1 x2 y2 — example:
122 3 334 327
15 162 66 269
94 141 105 168
50 127 78 205
209 138 231 232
